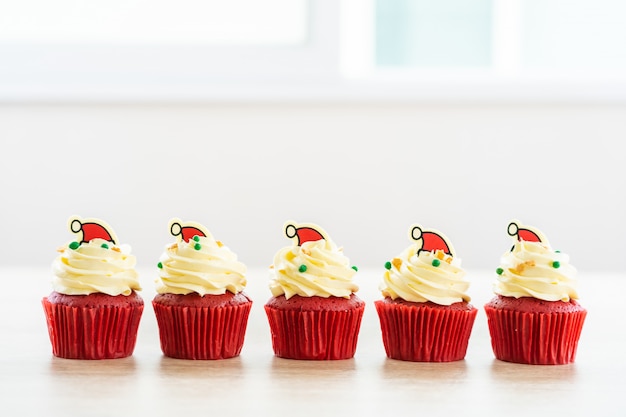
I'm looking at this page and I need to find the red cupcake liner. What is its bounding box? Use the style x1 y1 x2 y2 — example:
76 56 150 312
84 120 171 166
264 305 365 360
42 297 144 359
375 301 478 362
484 305 587 365
152 301 252 360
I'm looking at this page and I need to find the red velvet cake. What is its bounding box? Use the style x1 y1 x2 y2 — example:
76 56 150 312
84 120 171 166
43 291 144 360
42 216 144 360
375 224 477 362
484 295 587 365
265 294 365 360
484 220 587 365
153 218 252 360
375 298 477 362
264 221 364 360
153 292 252 360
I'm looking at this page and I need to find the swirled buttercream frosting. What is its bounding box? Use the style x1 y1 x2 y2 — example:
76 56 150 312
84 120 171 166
493 220 579 302
380 225 471 305
380 247 471 305
269 222 359 299
494 240 578 302
51 216 141 296
156 219 247 296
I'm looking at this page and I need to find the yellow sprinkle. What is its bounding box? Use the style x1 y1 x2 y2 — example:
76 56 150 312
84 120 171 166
110 247 121 253
514 260 535 274
434 250 453 263
392 258 402 269
217 241 224 247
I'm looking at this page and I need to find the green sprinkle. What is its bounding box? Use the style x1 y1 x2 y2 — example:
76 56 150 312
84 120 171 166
69 241 80 250
157 262 163 269
552 261 561 269
384 261 392 270
432 259 441 267
101 243 109 249
299 264 307 273
351 266 358 271
193 235 200 242
194 243 201 250
496 267 504 275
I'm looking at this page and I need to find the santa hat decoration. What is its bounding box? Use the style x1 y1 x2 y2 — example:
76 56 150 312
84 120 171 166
410 224 455 257
69 216 118 245
284 221 327 246
507 220 548 244
169 218 209 242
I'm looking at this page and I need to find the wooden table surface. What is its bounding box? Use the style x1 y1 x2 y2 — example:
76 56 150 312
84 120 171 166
1 267 624 416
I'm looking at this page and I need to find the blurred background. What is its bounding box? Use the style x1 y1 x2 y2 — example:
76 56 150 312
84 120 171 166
1 0 625 274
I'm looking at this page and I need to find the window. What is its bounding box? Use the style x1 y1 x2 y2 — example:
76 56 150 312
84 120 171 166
0 0 324 101
1 0 625 102
375 0 493 68
343 0 626 98
368 0 626 73
0 0 307 45
522 0 626 72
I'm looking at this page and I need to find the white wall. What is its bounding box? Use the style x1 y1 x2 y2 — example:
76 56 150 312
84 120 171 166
1 103 624 274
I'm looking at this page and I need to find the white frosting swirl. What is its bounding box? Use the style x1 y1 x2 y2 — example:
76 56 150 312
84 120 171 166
494 240 579 302
52 238 141 296
156 234 247 296
379 245 471 305
269 239 359 299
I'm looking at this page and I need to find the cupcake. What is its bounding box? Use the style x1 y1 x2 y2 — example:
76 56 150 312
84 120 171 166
264 221 365 360
375 224 477 362
484 220 587 365
152 218 252 360
42 216 144 359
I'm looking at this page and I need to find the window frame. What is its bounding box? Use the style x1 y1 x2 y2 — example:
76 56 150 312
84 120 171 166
1 0 625 103
0 0 341 102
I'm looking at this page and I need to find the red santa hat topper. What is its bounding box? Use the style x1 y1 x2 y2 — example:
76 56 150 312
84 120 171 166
68 216 118 245
169 218 210 242
410 224 455 257
507 219 550 246
284 221 329 246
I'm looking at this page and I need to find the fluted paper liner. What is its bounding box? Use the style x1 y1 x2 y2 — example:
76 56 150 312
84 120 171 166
264 305 365 360
375 301 478 362
484 306 587 365
152 301 252 360
42 298 143 359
